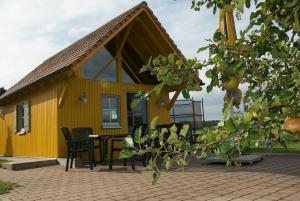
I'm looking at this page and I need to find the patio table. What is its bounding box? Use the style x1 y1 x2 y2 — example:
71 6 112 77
88 134 130 164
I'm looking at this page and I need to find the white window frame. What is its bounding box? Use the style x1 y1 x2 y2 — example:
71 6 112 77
101 95 121 128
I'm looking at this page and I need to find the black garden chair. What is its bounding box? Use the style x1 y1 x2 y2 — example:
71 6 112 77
109 123 148 170
72 127 103 163
61 127 95 171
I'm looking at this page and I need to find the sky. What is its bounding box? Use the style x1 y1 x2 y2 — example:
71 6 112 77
0 0 252 120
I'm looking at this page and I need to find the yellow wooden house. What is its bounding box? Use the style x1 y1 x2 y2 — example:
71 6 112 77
0 1 202 159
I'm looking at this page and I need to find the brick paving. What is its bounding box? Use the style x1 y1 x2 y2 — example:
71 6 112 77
0 155 299 201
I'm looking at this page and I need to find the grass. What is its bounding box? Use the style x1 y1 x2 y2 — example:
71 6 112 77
0 159 17 194
195 129 300 154
0 159 8 168
0 181 16 195
250 141 300 154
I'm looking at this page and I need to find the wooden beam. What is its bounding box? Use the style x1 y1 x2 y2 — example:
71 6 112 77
58 85 67 108
164 85 182 92
122 57 142 84
117 23 134 55
166 88 182 110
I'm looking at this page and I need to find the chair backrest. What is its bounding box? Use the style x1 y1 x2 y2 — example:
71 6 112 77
72 127 93 142
61 127 73 148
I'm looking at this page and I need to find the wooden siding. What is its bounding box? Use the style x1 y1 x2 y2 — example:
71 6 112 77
57 78 170 157
0 85 58 157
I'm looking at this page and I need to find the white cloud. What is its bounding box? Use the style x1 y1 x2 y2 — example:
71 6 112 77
0 0 252 120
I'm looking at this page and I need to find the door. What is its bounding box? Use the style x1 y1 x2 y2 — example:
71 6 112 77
126 92 148 133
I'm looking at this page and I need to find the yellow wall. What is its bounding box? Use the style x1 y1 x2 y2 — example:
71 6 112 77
0 85 58 157
57 78 170 157
0 78 170 158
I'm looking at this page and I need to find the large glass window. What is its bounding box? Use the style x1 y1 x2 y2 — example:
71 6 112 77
102 95 121 128
82 47 117 82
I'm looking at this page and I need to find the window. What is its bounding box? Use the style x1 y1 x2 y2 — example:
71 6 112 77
102 95 120 128
82 47 117 82
17 104 25 132
14 100 30 133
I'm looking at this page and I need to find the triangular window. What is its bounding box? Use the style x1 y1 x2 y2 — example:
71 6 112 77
82 47 117 82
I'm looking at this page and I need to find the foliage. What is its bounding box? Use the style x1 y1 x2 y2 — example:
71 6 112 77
122 0 300 184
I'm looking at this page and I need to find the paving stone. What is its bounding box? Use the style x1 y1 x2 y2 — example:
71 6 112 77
0 155 299 201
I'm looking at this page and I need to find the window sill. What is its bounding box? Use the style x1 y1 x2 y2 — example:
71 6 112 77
102 125 122 129
16 131 26 135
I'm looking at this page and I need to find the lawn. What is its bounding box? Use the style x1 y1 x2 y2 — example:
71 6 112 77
250 141 300 154
0 159 8 168
0 181 16 195
0 159 16 194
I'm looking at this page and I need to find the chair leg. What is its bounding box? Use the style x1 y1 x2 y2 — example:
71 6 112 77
109 140 114 170
92 149 96 167
99 140 103 163
88 149 93 171
70 152 74 169
131 157 135 170
66 151 70 171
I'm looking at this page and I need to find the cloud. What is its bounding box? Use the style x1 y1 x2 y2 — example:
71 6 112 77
0 0 252 120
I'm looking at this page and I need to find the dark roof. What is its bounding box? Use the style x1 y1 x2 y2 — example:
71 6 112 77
0 1 185 102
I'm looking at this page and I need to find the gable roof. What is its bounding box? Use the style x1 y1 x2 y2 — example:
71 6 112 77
0 1 193 102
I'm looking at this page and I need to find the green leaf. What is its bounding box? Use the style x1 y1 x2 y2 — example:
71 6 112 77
168 53 176 64
119 149 136 159
271 96 282 107
213 31 223 42
225 118 236 133
122 137 134 148
130 98 139 109
205 69 213 78
237 0 245 13
223 99 233 119
211 55 221 63
182 89 190 99
179 124 190 137
167 132 179 145
152 172 160 185
197 45 209 53
150 116 159 130
243 112 252 123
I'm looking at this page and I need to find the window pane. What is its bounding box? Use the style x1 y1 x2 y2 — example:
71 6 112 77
17 104 25 131
110 97 119 109
96 60 117 82
122 68 135 84
110 109 119 123
82 47 117 82
103 110 110 123
102 96 120 126
102 97 109 109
